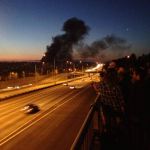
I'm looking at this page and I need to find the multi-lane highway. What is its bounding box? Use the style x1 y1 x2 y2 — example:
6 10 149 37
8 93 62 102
0 78 97 150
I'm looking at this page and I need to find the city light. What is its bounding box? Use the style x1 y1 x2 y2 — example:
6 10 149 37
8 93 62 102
85 63 104 72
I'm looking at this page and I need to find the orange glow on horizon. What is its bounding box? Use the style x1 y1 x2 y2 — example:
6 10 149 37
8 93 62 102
0 54 41 61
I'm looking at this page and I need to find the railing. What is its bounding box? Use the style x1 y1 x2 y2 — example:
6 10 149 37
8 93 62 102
70 95 102 150
70 91 132 150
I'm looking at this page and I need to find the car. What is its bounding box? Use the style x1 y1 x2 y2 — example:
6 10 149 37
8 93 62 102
69 85 76 89
21 104 40 114
63 82 68 86
69 84 83 89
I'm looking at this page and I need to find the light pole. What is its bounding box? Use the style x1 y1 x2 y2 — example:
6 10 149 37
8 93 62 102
41 61 45 75
53 58 56 83
80 60 83 74
66 61 69 79
35 64 37 84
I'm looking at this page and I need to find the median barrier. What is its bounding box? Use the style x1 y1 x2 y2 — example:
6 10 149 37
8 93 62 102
0 75 88 101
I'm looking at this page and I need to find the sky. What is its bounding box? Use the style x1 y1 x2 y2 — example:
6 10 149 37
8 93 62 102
0 0 150 61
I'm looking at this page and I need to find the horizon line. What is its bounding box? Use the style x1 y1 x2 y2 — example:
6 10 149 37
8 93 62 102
0 60 41 62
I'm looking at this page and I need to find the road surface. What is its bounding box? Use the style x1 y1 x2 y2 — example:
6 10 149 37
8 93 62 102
0 78 97 150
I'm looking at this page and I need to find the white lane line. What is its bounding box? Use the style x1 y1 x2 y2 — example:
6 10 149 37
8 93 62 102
0 86 90 146
0 86 73 118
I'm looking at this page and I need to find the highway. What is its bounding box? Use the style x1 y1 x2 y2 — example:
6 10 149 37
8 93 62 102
0 78 97 150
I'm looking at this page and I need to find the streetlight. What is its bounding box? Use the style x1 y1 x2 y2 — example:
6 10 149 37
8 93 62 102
66 61 69 72
34 63 37 84
53 58 56 84
80 60 83 74
66 61 69 79
41 61 45 75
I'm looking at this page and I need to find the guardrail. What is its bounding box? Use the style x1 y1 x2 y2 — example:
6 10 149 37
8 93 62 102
0 75 88 100
70 94 102 150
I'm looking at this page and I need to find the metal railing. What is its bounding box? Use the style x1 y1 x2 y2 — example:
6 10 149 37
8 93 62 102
70 92 131 150
70 95 102 150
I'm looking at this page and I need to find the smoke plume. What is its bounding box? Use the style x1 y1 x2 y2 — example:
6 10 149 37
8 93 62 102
42 17 90 65
76 34 131 62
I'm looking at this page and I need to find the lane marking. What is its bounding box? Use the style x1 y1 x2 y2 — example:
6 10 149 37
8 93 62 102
0 86 90 146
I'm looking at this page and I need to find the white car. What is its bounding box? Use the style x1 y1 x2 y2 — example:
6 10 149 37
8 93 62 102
69 86 76 89
63 83 68 86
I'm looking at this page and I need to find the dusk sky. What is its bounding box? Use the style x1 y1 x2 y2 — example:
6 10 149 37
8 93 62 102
0 0 150 61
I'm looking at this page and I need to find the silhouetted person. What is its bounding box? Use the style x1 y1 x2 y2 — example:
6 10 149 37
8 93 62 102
127 67 150 150
93 68 128 150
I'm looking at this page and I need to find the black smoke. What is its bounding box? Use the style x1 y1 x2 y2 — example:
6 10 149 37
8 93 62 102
76 34 131 62
42 17 90 67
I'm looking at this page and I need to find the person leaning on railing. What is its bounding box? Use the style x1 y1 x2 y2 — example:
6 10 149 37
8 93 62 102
92 67 128 149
